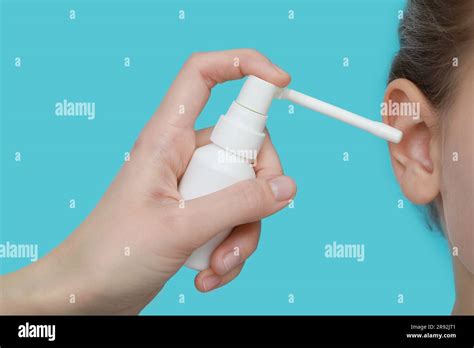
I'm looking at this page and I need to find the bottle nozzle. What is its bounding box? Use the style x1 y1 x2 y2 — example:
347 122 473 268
235 75 403 144
235 75 283 115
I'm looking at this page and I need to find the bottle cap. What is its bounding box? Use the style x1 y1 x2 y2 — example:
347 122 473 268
235 75 282 115
210 76 278 160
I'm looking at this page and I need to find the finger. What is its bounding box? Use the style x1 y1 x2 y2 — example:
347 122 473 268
209 221 261 276
182 175 296 247
147 49 291 135
195 127 213 148
254 129 284 179
194 263 245 292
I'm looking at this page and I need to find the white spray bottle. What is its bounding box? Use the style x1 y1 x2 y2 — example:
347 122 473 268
180 75 402 271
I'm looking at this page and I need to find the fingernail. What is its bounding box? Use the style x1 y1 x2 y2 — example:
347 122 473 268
202 275 221 291
222 250 242 273
268 176 294 201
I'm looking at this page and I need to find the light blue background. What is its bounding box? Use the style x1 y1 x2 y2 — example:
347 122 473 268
0 0 454 314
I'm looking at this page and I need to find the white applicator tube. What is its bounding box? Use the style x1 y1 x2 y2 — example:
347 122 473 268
277 88 403 143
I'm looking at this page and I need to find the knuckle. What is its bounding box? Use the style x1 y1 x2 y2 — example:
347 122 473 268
242 227 261 257
187 52 204 66
239 240 257 260
242 48 261 57
241 48 267 62
248 230 261 255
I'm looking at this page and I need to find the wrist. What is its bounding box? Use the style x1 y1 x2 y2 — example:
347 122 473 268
1 238 100 314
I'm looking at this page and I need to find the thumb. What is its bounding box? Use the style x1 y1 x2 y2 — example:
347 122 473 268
183 176 296 245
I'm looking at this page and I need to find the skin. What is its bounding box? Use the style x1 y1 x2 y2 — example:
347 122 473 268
383 58 474 314
0 49 297 314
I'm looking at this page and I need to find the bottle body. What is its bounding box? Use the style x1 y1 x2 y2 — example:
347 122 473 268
179 143 256 270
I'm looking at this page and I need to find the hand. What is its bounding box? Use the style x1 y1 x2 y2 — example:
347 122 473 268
0 49 297 314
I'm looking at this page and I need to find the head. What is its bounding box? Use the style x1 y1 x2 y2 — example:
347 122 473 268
383 0 474 272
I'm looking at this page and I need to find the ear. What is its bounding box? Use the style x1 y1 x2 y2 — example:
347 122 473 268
382 78 441 204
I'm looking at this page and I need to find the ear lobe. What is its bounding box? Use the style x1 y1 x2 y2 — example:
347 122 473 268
382 78 441 205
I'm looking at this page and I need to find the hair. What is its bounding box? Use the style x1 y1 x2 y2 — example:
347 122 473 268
389 0 473 109
388 0 474 230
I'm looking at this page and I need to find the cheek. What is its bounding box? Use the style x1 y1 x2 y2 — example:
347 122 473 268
441 107 474 273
